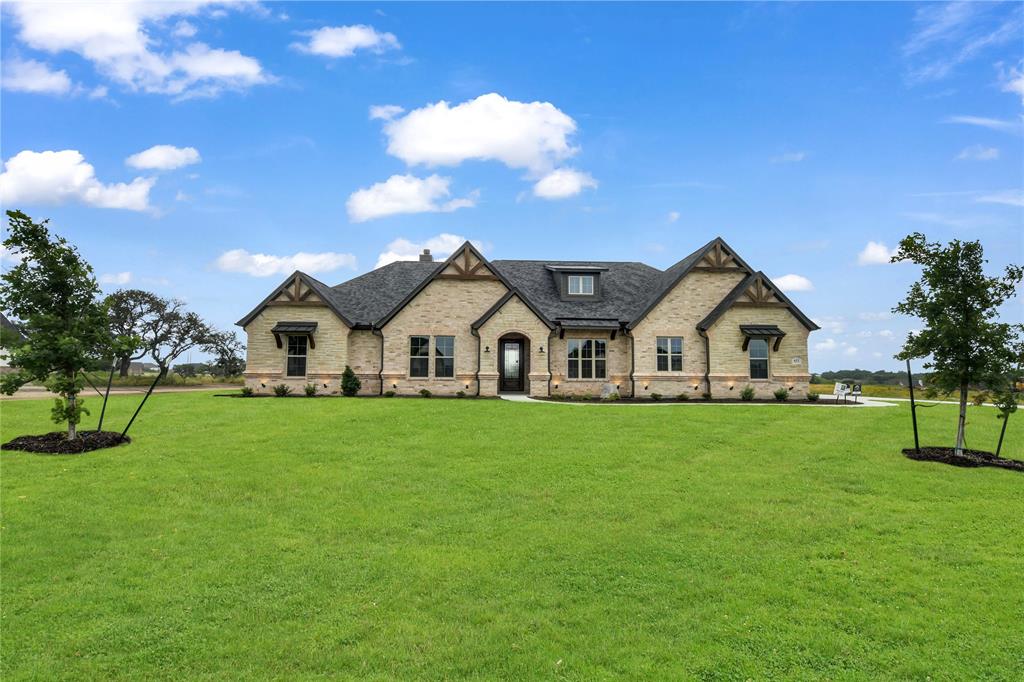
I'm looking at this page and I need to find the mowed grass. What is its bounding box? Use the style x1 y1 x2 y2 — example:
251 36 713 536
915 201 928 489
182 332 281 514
2 393 1021 680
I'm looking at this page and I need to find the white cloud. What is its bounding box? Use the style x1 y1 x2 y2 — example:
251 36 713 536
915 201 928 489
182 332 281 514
773 274 814 292
0 149 154 211
814 338 838 352
976 189 1024 207
346 174 476 223
844 346 858 356
859 311 892 321
770 151 807 164
944 115 1023 135
99 271 132 285
6 2 271 99
956 144 999 161
380 93 579 174
1 57 72 95
292 25 400 57
878 329 894 338
125 145 201 170
88 85 108 99
375 233 484 268
175 190 191 202
857 241 896 265
369 104 404 121
903 3 1023 82
532 168 597 199
215 249 357 277
857 331 873 338
667 211 680 223
813 316 846 335
172 20 198 39
1 244 26 265
999 60 1024 104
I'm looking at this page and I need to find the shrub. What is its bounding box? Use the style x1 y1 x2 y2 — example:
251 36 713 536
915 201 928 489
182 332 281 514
304 384 317 397
701 392 712 400
240 386 254 397
650 392 662 401
341 365 361 397
272 384 292 397
383 390 396 398
419 388 432 398
972 391 989 406
602 392 620 402
806 392 820 402
581 392 593 401
676 393 689 401
774 387 789 402
740 385 755 401
456 390 466 398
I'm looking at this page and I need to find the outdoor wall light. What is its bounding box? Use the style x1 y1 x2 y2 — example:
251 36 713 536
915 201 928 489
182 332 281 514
554 383 559 389
539 345 545 354
465 384 469 390
323 383 328 389
392 383 397 389
729 385 735 390
484 345 490 353
693 384 699 390
260 382 266 388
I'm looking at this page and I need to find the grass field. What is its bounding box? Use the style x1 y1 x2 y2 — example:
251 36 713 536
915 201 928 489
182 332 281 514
2 393 1021 679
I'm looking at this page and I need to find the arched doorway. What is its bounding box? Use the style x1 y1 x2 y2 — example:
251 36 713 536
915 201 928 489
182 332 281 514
497 333 530 393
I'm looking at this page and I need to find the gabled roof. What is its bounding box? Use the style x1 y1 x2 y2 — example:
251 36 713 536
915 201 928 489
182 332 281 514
374 241 518 328
235 270 355 328
471 289 555 331
330 260 438 327
697 271 820 332
626 237 754 330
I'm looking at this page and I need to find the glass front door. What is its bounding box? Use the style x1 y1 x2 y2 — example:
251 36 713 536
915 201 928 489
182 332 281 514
500 340 524 392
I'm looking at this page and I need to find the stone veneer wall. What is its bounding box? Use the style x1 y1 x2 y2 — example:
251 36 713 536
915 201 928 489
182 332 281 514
380 277 507 395
476 294 553 397
243 303 349 395
630 270 747 397
346 329 382 396
548 329 631 397
706 305 811 399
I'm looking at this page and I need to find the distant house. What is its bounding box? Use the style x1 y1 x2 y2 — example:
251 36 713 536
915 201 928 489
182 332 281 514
0 312 25 374
127 362 161 375
237 238 818 398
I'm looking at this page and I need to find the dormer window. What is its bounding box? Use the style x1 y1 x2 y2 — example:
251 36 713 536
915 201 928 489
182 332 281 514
567 274 595 296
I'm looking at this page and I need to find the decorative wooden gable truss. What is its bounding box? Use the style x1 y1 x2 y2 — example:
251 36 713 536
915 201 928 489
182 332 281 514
235 271 353 328
697 271 820 341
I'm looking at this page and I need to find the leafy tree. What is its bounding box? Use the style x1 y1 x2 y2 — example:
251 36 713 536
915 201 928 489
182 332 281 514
203 330 246 377
891 233 1023 455
341 365 361 396
0 210 113 439
105 289 162 376
131 296 213 378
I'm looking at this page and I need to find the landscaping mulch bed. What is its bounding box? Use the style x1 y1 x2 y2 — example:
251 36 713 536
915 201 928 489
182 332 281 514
2 430 130 454
903 447 1024 473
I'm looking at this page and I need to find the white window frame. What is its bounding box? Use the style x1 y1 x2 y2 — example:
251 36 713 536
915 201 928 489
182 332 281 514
409 335 430 378
434 335 455 379
286 335 308 377
656 336 683 372
567 274 595 296
749 338 770 380
567 339 607 379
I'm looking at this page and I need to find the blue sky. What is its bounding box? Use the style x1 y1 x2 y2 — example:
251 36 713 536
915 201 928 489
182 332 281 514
1 1 1021 371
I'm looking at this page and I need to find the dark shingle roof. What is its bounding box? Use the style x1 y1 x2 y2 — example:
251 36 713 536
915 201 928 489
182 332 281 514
491 260 663 323
330 260 438 326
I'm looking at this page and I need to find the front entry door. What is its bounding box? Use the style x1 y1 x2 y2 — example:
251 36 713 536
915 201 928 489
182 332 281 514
500 340 524 392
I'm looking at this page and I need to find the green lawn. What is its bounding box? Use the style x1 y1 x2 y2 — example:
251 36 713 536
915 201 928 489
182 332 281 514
2 393 1021 680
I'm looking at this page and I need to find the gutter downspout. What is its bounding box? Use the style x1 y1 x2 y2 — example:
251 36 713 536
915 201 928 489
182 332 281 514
699 329 711 398
471 328 482 397
372 326 384 395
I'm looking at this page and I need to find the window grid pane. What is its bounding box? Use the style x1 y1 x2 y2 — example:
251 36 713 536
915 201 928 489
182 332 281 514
655 336 683 372
749 338 769 378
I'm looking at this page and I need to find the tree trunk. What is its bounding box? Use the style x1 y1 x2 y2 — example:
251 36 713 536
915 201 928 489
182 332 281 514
955 382 968 456
67 393 78 441
119 356 131 377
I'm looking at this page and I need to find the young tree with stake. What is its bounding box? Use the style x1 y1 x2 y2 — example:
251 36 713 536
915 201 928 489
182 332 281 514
891 233 1023 456
0 211 114 440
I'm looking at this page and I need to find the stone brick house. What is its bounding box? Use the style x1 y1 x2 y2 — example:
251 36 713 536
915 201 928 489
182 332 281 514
237 238 819 398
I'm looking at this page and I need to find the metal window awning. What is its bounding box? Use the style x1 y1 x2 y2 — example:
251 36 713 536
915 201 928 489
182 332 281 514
271 321 317 349
740 324 786 351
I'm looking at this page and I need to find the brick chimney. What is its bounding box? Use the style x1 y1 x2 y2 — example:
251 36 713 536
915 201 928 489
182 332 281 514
419 248 433 262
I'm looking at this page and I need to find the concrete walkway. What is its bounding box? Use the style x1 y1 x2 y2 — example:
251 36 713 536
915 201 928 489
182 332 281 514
500 394 896 408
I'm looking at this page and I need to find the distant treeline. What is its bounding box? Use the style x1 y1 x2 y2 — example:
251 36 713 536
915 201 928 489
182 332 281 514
811 369 927 385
